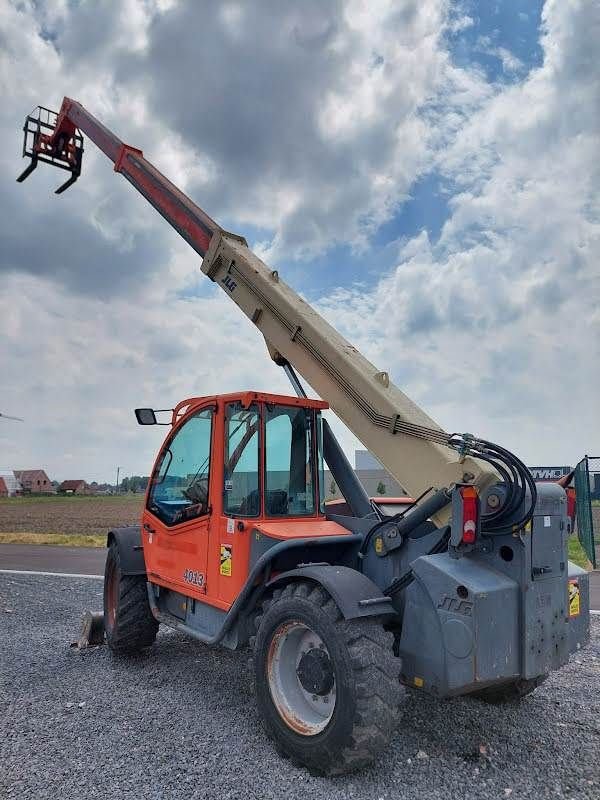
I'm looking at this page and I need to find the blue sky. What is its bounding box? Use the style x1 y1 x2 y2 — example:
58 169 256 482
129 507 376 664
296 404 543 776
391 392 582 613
229 0 548 301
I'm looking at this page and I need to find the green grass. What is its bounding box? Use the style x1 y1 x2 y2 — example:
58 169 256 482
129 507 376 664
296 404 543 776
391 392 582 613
568 536 592 569
0 532 106 547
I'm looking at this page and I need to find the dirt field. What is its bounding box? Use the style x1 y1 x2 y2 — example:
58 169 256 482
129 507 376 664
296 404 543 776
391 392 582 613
0 496 143 536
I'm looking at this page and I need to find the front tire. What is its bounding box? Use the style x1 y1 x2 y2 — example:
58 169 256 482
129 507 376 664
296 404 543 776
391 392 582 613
103 541 158 653
252 581 403 775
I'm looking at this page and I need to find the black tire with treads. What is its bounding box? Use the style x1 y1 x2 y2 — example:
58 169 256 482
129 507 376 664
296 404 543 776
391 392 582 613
252 580 403 775
103 542 158 654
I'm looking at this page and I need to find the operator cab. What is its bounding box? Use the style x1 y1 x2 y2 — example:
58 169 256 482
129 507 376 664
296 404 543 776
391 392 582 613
138 391 329 525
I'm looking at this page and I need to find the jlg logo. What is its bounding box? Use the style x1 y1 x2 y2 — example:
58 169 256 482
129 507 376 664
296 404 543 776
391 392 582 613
222 275 237 292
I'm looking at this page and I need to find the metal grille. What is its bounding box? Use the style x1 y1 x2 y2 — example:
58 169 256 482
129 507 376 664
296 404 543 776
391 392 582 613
574 456 598 569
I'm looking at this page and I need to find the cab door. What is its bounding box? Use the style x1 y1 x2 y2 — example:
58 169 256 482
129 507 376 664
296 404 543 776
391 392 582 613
217 401 261 605
142 405 214 598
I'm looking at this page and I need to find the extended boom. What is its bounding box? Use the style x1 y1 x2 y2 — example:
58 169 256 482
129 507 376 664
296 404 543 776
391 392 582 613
18 98 500 525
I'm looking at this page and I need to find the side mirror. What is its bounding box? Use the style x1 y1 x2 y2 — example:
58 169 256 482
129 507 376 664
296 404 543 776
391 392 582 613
135 408 157 425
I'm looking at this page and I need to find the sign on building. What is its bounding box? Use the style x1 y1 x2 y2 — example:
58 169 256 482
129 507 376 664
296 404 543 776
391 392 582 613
528 466 572 481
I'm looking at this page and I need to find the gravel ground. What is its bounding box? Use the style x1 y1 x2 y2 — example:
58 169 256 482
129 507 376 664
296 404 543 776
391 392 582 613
1 575 598 800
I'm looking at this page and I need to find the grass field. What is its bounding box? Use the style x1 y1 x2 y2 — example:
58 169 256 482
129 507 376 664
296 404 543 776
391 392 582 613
0 495 143 538
568 535 591 569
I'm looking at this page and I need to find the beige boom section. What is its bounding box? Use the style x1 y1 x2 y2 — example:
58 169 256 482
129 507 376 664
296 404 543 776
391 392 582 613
201 232 498 527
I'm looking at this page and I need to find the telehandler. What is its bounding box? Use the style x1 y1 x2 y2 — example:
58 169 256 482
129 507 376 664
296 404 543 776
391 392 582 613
18 100 590 775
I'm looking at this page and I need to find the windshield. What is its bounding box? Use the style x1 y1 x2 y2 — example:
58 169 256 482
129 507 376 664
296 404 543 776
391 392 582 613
147 408 213 526
265 405 321 517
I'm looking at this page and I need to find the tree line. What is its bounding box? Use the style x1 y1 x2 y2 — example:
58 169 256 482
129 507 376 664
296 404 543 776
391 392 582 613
119 476 150 493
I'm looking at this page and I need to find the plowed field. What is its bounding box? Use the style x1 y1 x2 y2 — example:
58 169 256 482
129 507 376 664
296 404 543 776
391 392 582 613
0 496 143 536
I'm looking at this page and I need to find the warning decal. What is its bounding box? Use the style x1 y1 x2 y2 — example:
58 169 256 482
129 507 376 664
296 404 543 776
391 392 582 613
220 544 232 577
569 579 580 617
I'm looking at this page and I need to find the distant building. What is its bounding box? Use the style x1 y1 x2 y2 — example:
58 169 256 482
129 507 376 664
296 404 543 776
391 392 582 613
325 467 408 501
355 469 407 497
0 470 22 497
0 477 8 497
353 450 407 497
14 469 54 494
355 450 383 470
58 479 88 495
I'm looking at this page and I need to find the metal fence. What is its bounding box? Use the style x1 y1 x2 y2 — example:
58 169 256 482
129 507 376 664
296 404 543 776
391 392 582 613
574 456 599 569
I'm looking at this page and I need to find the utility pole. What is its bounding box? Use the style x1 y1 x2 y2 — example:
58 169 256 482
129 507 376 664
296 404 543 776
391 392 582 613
115 466 120 495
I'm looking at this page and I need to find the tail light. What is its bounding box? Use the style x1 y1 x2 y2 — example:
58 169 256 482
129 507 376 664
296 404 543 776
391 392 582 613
460 486 478 544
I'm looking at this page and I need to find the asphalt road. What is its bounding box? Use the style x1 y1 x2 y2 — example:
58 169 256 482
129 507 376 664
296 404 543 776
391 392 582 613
0 543 106 575
1 543 599 609
0 573 599 800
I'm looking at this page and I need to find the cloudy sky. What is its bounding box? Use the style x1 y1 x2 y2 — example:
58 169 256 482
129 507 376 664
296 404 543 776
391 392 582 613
1 0 598 483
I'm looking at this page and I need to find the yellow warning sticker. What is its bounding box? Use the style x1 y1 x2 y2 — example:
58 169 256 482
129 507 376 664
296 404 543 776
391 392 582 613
220 544 232 577
569 580 580 617
374 537 383 554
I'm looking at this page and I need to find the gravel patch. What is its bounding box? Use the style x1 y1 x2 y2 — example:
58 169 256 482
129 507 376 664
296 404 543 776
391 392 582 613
1 574 599 800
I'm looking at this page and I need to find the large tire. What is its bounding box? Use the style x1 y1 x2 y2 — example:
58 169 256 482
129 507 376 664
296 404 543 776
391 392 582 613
472 675 547 704
252 581 403 775
103 542 158 653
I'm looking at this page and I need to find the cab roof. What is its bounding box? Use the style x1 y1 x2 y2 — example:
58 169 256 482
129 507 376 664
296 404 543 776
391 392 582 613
173 391 328 423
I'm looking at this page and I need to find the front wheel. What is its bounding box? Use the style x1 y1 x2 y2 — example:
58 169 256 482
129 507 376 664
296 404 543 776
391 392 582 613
103 541 158 653
252 581 403 775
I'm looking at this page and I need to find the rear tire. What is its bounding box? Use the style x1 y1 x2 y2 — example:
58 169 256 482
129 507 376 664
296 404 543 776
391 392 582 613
103 541 158 653
252 581 403 775
472 675 547 704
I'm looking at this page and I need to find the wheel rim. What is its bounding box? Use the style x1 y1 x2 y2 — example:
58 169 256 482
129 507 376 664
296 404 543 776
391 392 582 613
267 620 336 736
106 558 118 629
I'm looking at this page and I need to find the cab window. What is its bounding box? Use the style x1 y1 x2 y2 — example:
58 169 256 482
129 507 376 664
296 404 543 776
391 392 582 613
265 405 316 516
316 412 326 513
224 404 260 517
148 408 213 526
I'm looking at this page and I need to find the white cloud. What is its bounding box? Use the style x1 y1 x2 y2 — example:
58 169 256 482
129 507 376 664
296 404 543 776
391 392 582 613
318 0 600 465
0 0 598 484
0 272 287 481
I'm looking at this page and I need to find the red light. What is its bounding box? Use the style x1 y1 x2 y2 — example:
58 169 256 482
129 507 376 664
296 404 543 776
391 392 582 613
460 486 478 544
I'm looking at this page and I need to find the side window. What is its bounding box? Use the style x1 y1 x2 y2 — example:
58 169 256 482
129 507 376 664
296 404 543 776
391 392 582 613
148 408 213 526
224 404 259 517
265 405 316 516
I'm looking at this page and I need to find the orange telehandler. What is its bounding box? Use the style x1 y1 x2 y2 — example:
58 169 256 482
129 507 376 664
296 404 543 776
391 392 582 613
18 99 590 774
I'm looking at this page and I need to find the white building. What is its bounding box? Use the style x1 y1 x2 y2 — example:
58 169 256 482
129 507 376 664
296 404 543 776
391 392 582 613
0 470 22 496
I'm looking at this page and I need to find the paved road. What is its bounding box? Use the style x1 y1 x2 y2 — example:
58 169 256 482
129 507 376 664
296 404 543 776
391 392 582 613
591 571 600 611
0 543 599 609
0 543 106 575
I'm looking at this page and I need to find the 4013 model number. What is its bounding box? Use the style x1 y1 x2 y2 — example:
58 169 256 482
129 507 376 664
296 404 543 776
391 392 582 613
183 569 204 587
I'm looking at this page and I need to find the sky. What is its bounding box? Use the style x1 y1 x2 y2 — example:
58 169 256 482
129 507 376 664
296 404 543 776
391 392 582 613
0 0 598 483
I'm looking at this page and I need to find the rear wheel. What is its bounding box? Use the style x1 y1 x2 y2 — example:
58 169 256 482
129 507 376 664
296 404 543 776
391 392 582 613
252 581 403 775
472 675 547 704
103 541 158 653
